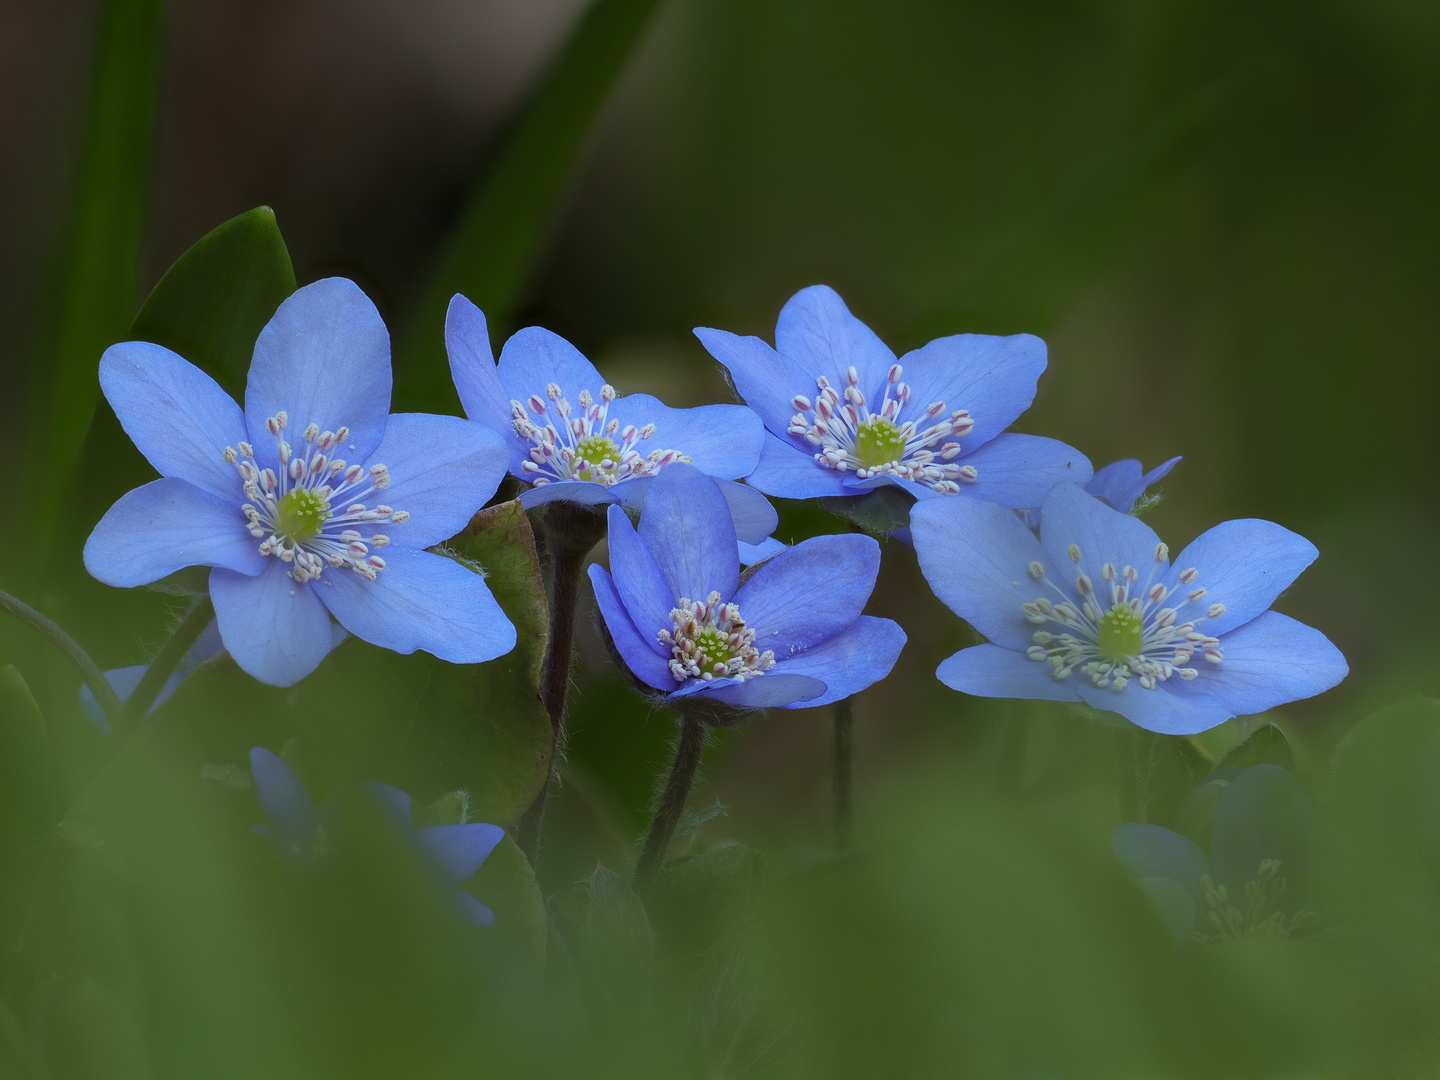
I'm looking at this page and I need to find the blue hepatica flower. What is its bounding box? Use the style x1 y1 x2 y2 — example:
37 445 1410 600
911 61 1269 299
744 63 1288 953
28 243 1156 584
1112 763 1317 945
445 295 778 546
694 285 1092 506
589 464 906 710
1088 456 1182 514
80 618 225 730
911 482 1348 734
83 279 517 688
250 748 504 925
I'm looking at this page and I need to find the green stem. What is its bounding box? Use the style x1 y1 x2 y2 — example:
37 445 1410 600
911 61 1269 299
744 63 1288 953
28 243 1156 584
0 589 122 729
633 711 709 889
832 698 854 851
119 595 213 730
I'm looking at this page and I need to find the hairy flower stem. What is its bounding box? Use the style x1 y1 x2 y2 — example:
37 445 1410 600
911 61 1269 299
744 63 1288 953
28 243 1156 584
1115 727 1162 822
832 698 854 851
0 587 123 729
634 711 709 889
120 595 214 729
517 502 607 864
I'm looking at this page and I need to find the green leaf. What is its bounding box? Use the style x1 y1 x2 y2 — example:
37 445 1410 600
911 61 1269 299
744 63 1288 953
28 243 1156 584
24 0 166 562
128 206 296 398
0 666 54 941
395 0 669 409
471 836 547 961
818 487 916 536
1216 721 1295 774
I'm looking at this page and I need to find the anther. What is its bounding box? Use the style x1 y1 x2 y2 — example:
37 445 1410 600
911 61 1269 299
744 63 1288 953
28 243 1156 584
1068 544 1082 564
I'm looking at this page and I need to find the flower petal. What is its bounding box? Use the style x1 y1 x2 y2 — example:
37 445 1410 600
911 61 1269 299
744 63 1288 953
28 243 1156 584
615 477 778 545
589 564 675 691
738 536 787 566
1076 680 1234 736
250 747 318 851
318 549 516 665
1089 456 1181 513
99 341 249 501
896 332 1047 450
495 325 604 405
734 534 881 654
911 494 1045 651
1165 520 1318 636
455 891 497 926
1038 481 1165 592
636 465 738 604
950 433 1093 509
671 673 826 709
692 327 813 444
606 395 764 481
774 285 897 391
212 563 336 687
603 506 673 652
769 616 906 709
245 278 392 465
935 644 1082 702
446 295 523 463
367 782 413 827
362 413 509 549
518 481 621 510
743 430 849 500
85 478 268 587
1178 611 1347 718
1112 823 1211 885
416 823 505 884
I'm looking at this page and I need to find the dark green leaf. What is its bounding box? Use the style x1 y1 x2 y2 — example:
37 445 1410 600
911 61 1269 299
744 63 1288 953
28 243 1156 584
1216 721 1295 774
129 206 296 398
470 836 547 961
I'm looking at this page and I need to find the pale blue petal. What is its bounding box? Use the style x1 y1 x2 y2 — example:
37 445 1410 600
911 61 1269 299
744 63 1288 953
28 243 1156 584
1165 520 1318 636
935 645 1081 703
250 747 317 852
85 478 268 587
1038 482 1165 593
1112 823 1210 886
895 332 1047 450
82 619 227 730
1176 612 1347 718
738 537 787 566
245 278 392 466
744 431 849 499
445 295 520 462
362 413 509 549
692 326 813 441
604 506 673 652
636 465 738 603
99 341 249 501
713 480 778 545
769 616 906 709
1136 877 1198 946
774 285 897 391
1076 680 1234 736
1088 456 1181 513
671 673 827 709
606 395 764 481
80 665 146 731
455 891 497 926
734 534 880 654
588 565 674 691
416 823 505 883
911 495 1044 651
946 433 1093 509
318 549 516 665
518 481 621 510
212 563 335 687
495 326 604 406
368 783 413 828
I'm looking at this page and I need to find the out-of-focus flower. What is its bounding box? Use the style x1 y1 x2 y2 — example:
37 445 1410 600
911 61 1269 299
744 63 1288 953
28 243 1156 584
80 619 225 730
1112 764 1317 946
84 279 516 687
695 285 1090 507
588 464 905 711
249 748 504 925
445 295 777 546
912 482 1347 734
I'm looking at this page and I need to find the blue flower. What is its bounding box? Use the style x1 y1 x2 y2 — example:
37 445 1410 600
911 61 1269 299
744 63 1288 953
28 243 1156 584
911 481 1348 734
79 618 228 730
83 279 517 688
694 285 1092 506
1088 456 1181 514
446 295 778 545
250 748 505 925
588 463 906 710
1112 764 1316 945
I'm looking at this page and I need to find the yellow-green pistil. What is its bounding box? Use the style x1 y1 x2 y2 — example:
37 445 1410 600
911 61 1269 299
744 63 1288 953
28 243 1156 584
852 415 908 470
274 488 331 544
1096 603 1144 661
573 434 622 482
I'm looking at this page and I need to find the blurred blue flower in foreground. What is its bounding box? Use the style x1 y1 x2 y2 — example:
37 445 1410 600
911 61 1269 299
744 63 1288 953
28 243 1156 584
1113 763 1317 946
446 295 777 545
80 619 225 730
84 279 516 687
589 464 905 710
695 285 1091 507
250 748 504 925
912 482 1347 734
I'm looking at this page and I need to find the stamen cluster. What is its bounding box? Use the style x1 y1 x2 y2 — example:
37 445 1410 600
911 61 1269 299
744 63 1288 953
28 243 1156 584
786 363 977 494
1021 541 1227 692
1192 860 1318 945
511 383 691 487
224 411 409 584
658 591 775 683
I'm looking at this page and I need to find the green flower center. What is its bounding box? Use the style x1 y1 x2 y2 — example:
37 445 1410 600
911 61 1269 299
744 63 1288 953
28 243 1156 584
852 415 907 470
1097 603 1144 661
275 488 331 544
693 626 736 671
574 434 622 481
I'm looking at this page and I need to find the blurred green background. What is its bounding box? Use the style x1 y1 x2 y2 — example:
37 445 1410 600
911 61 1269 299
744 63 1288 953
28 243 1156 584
1 0 1438 1076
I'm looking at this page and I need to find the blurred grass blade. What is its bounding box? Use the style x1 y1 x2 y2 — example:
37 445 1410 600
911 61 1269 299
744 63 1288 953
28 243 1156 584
25 0 166 563
396 0 668 408
129 207 296 399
